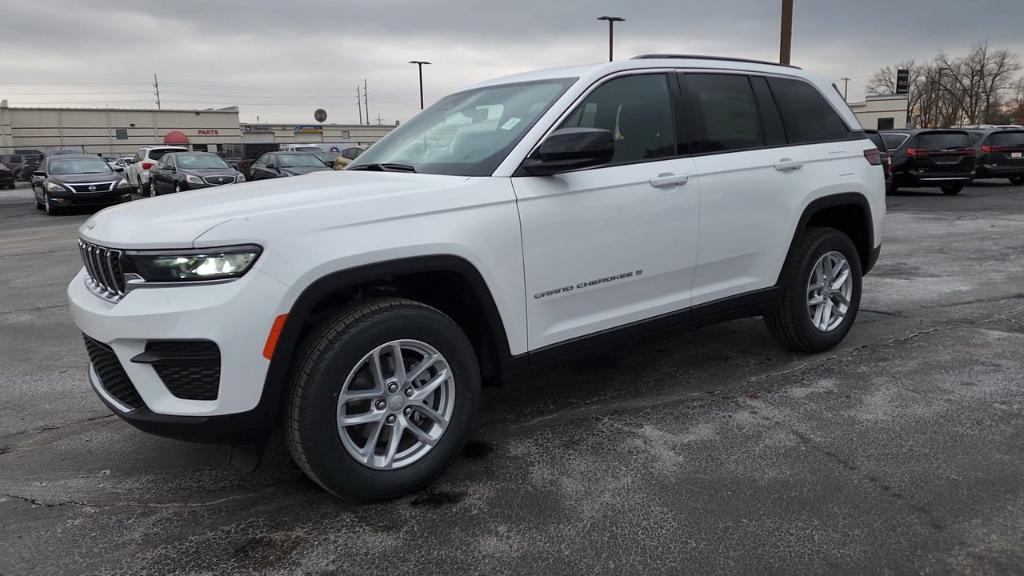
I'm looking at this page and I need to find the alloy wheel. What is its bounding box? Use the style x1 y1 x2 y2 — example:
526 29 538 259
807 251 853 332
336 339 455 470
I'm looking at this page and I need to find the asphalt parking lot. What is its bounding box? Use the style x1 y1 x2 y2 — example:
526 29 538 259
1 180 1023 576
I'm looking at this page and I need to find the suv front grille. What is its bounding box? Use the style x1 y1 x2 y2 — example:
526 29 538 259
136 341 221 401
78 240 126 301
83 334 144 410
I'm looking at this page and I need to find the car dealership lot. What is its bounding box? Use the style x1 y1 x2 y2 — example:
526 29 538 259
1 181 1023 575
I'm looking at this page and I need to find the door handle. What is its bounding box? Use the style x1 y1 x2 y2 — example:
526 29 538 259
774 158 804 172
649 172 689 188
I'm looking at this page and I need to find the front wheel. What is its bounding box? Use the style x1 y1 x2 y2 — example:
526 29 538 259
941 184 964 195
286 298 480 500
764 227 862 353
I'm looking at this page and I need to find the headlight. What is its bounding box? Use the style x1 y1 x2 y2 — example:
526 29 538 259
45 181 66 192
185 174 204 185
116 179 131 189
121 245 261 284
236 173 246 182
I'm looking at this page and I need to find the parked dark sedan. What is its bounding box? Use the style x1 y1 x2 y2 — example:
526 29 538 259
149 152 245 196
0 163 15 189
969 129 1024 185
248 151 332 181
883 129 976 195
32 154 131 215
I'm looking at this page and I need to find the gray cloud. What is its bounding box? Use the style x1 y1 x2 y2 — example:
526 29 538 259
1 0 1021 123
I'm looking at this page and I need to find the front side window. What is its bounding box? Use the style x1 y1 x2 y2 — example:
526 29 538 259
560 73 675 164
680 73 764 153
767 77 851 144
349 78 575 176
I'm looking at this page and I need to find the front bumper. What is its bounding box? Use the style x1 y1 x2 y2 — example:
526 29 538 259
69 266 291 441
51 190 131 206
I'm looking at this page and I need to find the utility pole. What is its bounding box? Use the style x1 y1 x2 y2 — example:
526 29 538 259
841 77 850 101
779 0 794 65
153 73 161 110
409 60 432 110
596 16 625 62
356 86 363 125
363 79 369 127
377 113 382 125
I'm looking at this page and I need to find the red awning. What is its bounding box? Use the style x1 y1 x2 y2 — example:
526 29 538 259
163 131 189 145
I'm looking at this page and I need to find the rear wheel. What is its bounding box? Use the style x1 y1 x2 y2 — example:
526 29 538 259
1010 176 1024 186
941 184 964 195
286 298 480 500
765 227 862 353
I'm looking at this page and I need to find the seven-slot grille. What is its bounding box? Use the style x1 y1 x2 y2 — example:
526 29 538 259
69 182 115 193
78 239 127 300
203 175 235 185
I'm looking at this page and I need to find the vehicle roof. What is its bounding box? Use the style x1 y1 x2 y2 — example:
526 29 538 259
48 154 105 160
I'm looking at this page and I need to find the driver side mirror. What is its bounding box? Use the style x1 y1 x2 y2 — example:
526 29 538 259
266 163 277 170
521 128 615 176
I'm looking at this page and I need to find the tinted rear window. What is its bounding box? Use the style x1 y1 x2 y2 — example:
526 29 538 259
916 132 970 150
149 149 182 161
767 77 850 144
988 131 1024 147
865 132 885 151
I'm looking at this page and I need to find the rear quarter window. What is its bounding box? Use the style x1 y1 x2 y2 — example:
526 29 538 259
865 132 886 151
882 133 909 150
767 77 851 144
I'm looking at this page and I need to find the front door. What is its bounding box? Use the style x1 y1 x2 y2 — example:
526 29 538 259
513 72 701 350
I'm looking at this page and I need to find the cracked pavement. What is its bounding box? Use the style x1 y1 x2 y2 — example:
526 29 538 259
1 182 1024 575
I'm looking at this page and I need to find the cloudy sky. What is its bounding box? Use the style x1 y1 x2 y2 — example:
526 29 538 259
1 0 1021 125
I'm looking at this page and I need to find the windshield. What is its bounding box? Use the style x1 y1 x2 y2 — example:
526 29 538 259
177 154 230 169
278 153 327 168
349 78 576 176
916 132 970 150
988 131 1024 147
49 157 113 175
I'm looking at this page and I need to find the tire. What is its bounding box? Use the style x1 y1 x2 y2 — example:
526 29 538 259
764 227 862 353
941 184 964 195
34 193 43 210
174 184 183 194
1010 176 1024 186
142 180 153 197
43 192 60 216
286 297 480 500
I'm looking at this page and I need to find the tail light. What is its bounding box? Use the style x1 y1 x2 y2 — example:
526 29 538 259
141 162 154 170
863 148 882 166
981 144 992 153
906 148 919 157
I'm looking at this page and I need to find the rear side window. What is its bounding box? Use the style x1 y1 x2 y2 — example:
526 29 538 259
679 73 763 153
882 133 909 150
988 131 1024 147
916 132 971 150
560 73 676 164
767 77 850 144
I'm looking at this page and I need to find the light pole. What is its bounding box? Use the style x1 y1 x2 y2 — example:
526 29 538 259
597 16 624 62
779 0 793 65
409 60 431 110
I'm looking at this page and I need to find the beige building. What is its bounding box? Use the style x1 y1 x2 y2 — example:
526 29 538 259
849 94 909 130
0 99 395 157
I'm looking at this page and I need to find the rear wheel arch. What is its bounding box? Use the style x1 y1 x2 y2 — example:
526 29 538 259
259 255 517 426
780 193 874 282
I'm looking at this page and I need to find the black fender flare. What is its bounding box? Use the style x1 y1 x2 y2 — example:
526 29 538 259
779 192 876 282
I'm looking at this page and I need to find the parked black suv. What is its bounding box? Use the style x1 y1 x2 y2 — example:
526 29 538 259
32 154 131 215
149 152 244 196
969 129 1024 185
883 129 976 195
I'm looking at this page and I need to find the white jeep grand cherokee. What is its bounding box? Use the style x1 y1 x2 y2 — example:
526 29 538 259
69 55 884 499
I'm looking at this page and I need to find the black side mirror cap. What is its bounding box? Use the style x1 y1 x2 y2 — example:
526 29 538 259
521 128 615 176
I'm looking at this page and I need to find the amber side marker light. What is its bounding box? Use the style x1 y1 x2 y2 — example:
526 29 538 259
263 314 288 360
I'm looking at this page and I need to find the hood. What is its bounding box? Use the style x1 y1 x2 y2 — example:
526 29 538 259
51 172 121 184
281 166 331 176
79 170 472 249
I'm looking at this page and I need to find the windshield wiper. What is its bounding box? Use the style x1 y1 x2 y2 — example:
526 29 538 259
348 163 417 173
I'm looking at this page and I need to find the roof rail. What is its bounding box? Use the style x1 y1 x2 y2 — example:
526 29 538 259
631 54 801 69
